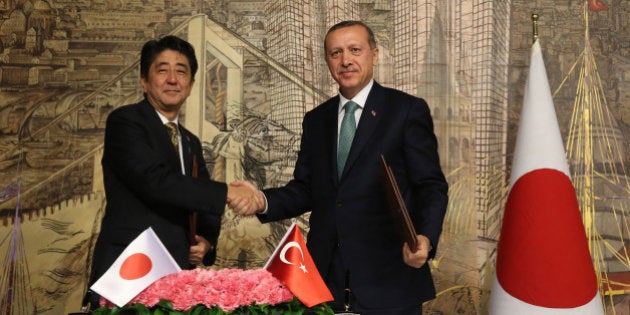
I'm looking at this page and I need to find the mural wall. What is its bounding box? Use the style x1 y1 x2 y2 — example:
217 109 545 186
0 0 628 314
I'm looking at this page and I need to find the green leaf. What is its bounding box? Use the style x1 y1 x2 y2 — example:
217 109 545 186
156 299 175 309
186 304 206 315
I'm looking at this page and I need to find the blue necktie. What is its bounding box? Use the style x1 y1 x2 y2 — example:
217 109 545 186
338 101 359 177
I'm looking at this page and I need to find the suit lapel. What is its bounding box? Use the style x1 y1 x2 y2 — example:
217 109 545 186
180 127 193 176
139 100 183 171
322 96 342 184
342 83 385 177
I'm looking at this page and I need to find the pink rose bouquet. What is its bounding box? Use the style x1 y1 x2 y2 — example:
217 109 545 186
92 268 333 315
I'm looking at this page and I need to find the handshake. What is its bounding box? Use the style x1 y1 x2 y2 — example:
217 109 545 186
226 181 266 216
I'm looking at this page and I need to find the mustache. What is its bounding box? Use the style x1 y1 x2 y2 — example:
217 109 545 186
338 67 357 74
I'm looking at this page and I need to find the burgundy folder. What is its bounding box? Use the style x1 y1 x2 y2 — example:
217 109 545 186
380 155 418 252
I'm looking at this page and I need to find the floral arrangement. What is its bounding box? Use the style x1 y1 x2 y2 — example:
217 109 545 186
93 268 333 315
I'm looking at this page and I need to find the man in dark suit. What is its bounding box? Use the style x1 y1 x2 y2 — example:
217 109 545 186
230 21 448 314
87 35 251 309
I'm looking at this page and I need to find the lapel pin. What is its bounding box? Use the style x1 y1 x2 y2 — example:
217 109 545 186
371 110 376 117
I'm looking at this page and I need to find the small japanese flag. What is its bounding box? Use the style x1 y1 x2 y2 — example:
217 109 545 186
90 227 181 307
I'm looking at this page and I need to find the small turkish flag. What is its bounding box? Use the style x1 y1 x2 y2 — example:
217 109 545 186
265 222 333 307
90 227 181 307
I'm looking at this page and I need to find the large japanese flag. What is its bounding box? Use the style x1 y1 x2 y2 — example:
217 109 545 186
265 222 333 307
90 227 181 307
488 40 603 314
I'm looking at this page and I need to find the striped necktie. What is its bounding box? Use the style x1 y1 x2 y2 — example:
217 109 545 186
165 122 179 154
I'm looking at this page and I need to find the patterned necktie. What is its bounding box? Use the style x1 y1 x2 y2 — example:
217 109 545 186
338 101 359 177
165 122 179 154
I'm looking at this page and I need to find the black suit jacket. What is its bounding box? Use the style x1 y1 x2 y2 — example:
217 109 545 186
90 99 227 286
260 82 448 308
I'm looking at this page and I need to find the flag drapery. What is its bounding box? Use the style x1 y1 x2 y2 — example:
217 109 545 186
90 227 181 307
488 40 603 314
265 222 333 308
588 0 608 11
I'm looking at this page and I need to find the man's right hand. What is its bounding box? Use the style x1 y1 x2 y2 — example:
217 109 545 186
227 181 265 216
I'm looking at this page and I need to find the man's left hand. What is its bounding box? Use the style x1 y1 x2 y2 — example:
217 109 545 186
189 235 211 266
403 234 432 268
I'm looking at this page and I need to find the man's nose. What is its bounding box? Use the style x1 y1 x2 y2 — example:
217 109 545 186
341 52 352 65
166 71 178 83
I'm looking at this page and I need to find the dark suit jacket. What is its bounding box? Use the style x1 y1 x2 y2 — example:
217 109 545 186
260 82 448 309
90 99 227 286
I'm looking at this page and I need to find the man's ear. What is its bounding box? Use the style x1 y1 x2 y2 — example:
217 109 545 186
140 76 148 93
372 47 379 66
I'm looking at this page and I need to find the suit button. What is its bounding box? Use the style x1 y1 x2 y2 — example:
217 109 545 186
336 201 342 207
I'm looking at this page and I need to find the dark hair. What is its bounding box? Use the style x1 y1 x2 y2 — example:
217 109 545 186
324 20 377 51
140 35 198 80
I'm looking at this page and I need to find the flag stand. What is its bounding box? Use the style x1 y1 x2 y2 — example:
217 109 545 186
531 13 538 43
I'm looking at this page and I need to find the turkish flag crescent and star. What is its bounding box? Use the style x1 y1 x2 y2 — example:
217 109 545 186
265 222 333 307
488 40 604 314
90 227 181 307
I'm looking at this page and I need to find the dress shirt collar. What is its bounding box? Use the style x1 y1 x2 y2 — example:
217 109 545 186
155 110 180 126
338 79 374 114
